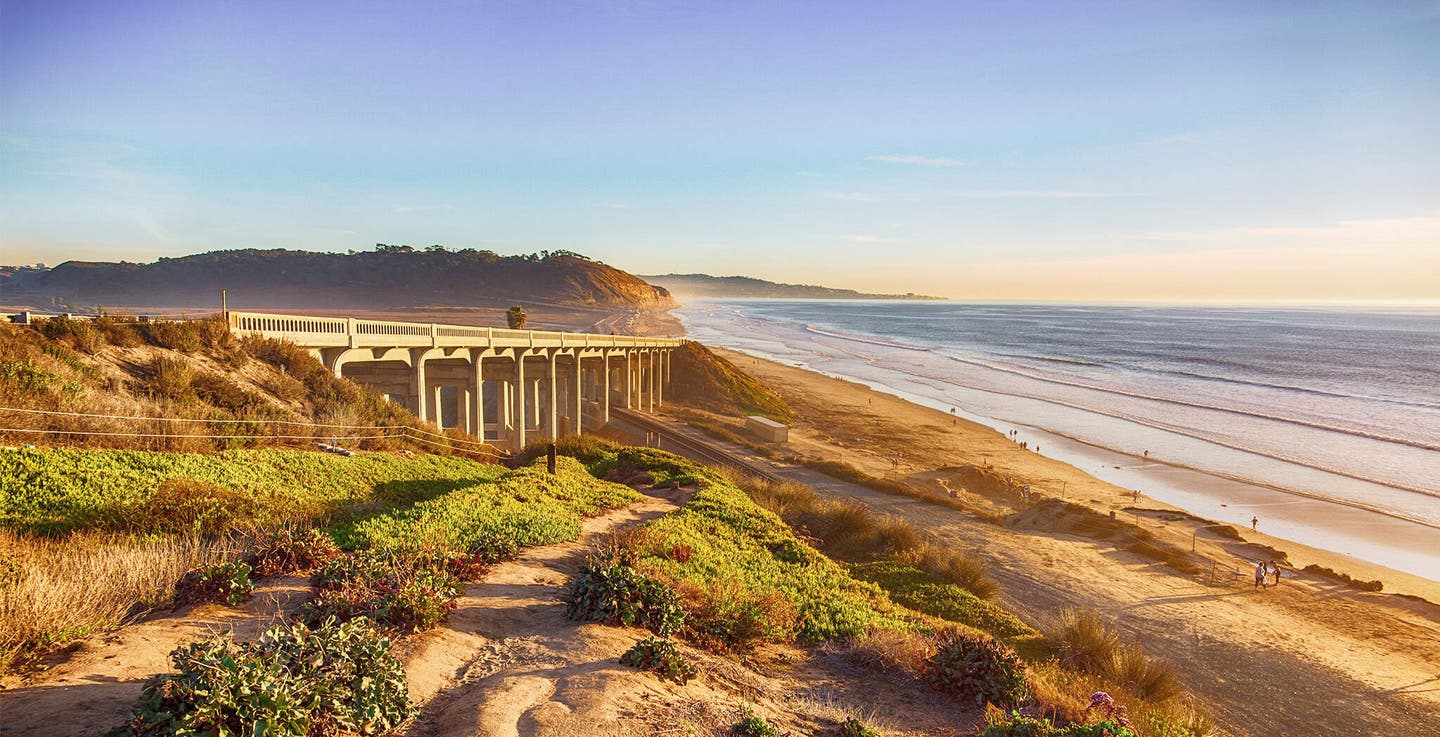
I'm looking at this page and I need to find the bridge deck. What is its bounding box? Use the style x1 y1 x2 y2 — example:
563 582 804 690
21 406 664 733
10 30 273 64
227 310 683 349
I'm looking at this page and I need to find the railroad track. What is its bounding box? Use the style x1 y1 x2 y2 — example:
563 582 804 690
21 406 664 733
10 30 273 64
610 408 784 483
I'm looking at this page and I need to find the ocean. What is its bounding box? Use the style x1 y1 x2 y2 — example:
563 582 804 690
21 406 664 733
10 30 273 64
676 300 1440 580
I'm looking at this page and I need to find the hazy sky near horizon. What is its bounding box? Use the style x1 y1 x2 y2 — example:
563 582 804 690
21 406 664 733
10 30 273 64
2 1 1437 302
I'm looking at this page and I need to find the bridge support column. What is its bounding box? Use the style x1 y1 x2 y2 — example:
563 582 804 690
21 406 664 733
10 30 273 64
648 350 657 413
623 353 633 409
470 354 484 438
602 354 611 424
513 354 527 452
573 352 583 437
411 350 429 423
547 351 559 442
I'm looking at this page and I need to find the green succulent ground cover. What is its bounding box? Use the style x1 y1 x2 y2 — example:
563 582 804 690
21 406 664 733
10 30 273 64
563 447 916 645
850 560 1049 657
0 447 503 533
347 456 642 554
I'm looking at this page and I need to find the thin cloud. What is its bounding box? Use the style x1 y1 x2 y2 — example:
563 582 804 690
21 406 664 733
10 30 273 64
843 234 897 243
865 154 968 168
948 190 1118 199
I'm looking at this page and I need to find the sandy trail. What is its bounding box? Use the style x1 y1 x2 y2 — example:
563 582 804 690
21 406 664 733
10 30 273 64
0 577 312 737
663 351 1440 737
403 483 981 737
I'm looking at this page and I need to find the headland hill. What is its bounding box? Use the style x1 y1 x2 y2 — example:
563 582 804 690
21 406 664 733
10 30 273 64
639 273 943 300
0 247 1436 737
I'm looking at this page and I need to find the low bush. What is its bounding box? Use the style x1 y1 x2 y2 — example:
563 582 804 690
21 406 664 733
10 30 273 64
107 617 415 737
731 713 780 737
925 630 1029 707
174 560 254 606
850 560 1041 655
36 316 105 353
142 357 195 402
840 717 882 737
245 528 341 577
981 711 1137 737
133 477 256 535
565 551 686 637
905 543 997 599
301 551 462 632
619 636 697 684
677 577 799 653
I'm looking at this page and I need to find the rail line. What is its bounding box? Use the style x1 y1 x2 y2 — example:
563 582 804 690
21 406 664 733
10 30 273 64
610 408 784 483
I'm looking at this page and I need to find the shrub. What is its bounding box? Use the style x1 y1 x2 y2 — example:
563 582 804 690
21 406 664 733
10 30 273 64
37 316 104 353
107 617 415 737
302 551 461 632
840 717 882 737
850 561 1038 650
925 630 1029 707
245 528 341 577
135 477 255 535
565 552 686 637
910 544 997 599
731 714 780 737
619 636 697 684
174 561 254 606
981 711 1138 737
143 357 195 402
678 577 798 653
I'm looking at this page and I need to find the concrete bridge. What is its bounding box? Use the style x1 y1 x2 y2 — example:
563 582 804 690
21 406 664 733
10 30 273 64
228 311 682 452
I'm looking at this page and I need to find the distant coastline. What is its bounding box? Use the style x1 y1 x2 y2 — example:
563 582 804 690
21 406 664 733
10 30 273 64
641 273 943 301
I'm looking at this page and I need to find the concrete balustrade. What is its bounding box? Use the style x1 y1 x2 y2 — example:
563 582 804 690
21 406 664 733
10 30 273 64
228 311 678 452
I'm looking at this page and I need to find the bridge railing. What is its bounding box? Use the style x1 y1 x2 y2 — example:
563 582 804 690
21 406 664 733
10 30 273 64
227 310 682 348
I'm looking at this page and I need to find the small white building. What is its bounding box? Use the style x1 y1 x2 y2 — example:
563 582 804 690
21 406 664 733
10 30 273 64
746 415 788 443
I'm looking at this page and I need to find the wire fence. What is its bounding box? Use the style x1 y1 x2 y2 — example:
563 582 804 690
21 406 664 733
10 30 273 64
0 405 505 457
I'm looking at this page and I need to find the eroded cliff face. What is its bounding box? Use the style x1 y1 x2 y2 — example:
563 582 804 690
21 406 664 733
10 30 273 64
3 249 673 311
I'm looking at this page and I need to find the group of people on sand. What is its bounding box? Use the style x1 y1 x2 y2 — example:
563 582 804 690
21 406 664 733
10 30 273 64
1254 559 1281 589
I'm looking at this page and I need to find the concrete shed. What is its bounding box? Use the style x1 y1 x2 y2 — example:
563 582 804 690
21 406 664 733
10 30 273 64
746 415 789 443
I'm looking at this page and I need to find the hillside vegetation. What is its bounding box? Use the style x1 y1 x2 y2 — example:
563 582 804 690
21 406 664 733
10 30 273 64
0 316 480 455
2 435 1210 735
667 341 795 422
3 247 672 313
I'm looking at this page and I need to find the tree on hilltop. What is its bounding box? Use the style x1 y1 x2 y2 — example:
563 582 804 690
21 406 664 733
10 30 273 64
506 305 527 329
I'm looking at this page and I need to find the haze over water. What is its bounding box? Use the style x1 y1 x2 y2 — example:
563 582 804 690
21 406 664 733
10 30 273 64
679 300 1440 580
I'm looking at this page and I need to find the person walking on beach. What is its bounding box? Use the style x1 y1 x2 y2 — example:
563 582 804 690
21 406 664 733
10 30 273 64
1254 561 1267 590
1251 515 1259 532
1268 560 1280 586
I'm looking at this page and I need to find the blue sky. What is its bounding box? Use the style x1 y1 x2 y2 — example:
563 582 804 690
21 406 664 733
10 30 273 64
2 0 1437 301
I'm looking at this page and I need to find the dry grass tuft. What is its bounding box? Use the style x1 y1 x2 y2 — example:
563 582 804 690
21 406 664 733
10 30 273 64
0 529 239 674
1049 608 1182 702
846 626 935 676
901 543 998 599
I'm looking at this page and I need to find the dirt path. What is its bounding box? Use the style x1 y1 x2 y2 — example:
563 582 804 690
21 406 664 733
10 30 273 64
397 486 969 737
0 577 312 737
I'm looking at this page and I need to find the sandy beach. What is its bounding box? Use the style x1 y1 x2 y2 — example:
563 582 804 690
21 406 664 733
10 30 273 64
710 347 1440 602
659 347 1440 736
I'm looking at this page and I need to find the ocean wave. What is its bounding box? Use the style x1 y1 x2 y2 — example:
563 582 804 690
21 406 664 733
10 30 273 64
929 352 1440 452
804 325 934 351
903 367 1440 499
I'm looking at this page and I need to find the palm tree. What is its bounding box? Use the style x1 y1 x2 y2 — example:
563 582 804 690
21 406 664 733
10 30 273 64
506 305 527 329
